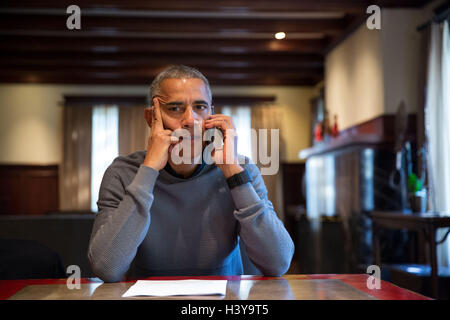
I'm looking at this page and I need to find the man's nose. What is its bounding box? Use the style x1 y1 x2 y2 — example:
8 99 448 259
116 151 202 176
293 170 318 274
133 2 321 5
182 106 200 128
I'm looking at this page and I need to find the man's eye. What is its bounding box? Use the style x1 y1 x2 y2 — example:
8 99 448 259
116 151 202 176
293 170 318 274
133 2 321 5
195 105 208 110
168 106 182 112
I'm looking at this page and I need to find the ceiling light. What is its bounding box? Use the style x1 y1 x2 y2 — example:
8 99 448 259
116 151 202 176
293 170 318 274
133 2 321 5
275 32 286 40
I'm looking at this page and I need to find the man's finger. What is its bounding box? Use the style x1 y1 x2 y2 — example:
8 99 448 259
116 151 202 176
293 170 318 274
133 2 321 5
204 119 230 131
152 98 164 130
206 116 233 128
208 114 232 123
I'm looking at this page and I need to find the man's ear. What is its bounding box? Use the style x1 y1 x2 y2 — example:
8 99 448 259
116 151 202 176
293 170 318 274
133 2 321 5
211 105 215 115
144 107 152 128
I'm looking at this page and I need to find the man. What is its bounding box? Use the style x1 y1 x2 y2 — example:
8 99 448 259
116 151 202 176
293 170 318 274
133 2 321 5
88 65 294 282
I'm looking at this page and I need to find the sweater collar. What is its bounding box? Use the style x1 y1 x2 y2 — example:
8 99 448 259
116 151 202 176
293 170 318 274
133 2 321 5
163 160 206 179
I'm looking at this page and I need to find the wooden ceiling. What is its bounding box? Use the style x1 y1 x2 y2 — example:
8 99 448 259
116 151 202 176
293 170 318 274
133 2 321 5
0 0 431 86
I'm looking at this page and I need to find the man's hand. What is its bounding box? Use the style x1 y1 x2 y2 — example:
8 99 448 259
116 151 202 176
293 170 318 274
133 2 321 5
143 98 179 171
205 114 244 178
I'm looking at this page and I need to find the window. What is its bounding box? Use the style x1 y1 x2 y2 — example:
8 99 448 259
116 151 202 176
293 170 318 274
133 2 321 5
91 106 119 212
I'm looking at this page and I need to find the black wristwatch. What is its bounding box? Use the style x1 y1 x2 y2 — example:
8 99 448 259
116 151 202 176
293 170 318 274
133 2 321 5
226 169 252 189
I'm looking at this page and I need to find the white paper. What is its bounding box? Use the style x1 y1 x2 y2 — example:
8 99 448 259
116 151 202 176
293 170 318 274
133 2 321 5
122 279 228 297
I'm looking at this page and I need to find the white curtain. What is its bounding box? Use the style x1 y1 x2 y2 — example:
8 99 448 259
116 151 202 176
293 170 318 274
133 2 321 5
91 106 119 212
425 20 450 267
221 106 253 161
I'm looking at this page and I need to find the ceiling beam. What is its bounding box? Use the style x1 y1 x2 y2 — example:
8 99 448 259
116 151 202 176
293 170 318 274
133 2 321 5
0 36 327 54
0 52 324 69
0 72 321 86
0 0 431 13
0 7 347 19
0 65 322 78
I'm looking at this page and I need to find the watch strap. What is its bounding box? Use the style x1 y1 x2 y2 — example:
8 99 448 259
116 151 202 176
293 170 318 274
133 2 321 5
226 169 252 189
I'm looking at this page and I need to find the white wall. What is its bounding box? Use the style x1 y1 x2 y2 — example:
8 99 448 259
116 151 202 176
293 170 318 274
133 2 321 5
325 24 384 130
0 84 314 165
325 5 441 130
0 85 63 164
381 9 423 114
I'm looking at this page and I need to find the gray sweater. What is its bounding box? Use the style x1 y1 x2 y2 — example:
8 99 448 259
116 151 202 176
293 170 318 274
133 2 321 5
88 151 294 282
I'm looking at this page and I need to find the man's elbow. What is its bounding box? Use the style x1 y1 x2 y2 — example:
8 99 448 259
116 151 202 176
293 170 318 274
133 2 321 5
263 259 292 277
88 254 123 283
279 241 295 275
261 244 295 276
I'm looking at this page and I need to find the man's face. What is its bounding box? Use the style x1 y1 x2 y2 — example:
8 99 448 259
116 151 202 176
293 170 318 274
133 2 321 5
153 78 213 160
154 78 212 133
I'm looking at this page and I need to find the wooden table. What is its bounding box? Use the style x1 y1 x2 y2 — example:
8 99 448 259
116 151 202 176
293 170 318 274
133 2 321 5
0 274 430 300
371 211 450 299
